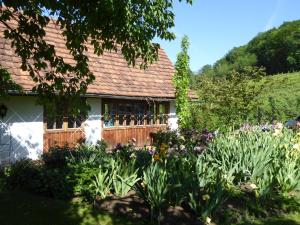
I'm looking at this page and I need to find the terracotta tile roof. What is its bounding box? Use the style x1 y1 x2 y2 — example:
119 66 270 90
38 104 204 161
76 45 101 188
0 21 179 99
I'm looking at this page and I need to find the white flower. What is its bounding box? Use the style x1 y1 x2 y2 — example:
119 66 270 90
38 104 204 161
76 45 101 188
205 217 212 224
249 183 258 190
180 145 185 150
293 144 300 150
273 129 281 136
274 122 284 130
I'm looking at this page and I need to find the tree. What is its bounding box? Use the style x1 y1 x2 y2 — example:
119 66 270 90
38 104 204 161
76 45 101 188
0 0 192 113
248 20 300 74
197 20 300 78
173 35 191 129
196 66 267 129
0 67 22 99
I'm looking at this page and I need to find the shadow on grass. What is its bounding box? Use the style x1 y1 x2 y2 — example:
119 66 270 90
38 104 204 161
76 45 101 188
96 192 199 225
0 191 141 225
241 217 300 225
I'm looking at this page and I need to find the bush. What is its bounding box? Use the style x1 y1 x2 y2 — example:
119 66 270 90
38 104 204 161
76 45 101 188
42 147 72 167
5 159 44 191
5 159 73 199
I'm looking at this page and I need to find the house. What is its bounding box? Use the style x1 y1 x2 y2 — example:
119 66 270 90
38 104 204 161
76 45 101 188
0 21 179 164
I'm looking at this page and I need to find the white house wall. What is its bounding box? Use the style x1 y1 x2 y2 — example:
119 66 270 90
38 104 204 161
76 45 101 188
168 101 178 130
84 98 102 144
0 96 43 164
0 96 177 164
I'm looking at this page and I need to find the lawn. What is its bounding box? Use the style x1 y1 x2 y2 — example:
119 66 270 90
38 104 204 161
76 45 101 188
0 191 140 225
241 213 300 225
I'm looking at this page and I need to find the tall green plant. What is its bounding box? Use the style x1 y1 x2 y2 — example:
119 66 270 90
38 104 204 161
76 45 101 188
110 160 140 197
173 35 191 129
135 162 169 224
92 166 113 200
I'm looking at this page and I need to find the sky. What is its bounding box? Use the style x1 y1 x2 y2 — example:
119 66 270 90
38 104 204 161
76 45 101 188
154 0 300 72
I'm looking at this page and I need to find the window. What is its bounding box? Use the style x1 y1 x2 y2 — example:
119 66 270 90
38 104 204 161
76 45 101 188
45 101 86 131
103 99 169 128
68 115 84 129
104 103 116 127
46 114 85 130
46 115 64 130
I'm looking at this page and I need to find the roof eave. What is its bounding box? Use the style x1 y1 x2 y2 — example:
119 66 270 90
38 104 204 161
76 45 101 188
7 90 175 102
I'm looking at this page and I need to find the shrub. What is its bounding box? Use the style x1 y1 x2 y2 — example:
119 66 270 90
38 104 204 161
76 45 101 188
111 143 134 162
5 159 44 191
5 159 74 199
151 129 179 148
42 147 72 167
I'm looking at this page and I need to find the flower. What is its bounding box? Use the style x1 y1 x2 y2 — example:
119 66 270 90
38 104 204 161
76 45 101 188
148 149 156 155
249 183 258 190
153 154 160 161
293 143 300 151
273 129 282 137
205 217 212 224
274 122 284 130
159 143 169 157
160 143 168 150
260 124 271 132
241 123 252 131
115 143 122 150
202 194 210 201
179 144 186 150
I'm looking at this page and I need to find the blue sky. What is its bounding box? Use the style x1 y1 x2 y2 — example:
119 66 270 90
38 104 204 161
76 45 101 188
154 0 300 72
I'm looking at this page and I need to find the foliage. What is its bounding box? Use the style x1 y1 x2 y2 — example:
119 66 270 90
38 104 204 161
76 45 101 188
253 71 300 123
92 166 113 200
196 66 267 130
68 142 108 166
198 20 300 77
0 0 192 113
5 159 74 199
152 129 178 146
111 160 139 197
189 174 228 221
3 127 300 224
248 20 300 74
135 161 169 224
0 66 22 99
173 35 192 129
42 147 72 167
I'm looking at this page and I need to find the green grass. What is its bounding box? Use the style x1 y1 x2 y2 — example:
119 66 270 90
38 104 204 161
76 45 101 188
240 212 300 225
254 71 300 122
0 191 140 225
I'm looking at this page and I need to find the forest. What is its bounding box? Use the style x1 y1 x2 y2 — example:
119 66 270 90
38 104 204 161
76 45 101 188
192 20 300 130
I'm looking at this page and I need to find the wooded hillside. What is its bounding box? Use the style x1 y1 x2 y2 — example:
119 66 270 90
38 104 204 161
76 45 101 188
199 20 300 77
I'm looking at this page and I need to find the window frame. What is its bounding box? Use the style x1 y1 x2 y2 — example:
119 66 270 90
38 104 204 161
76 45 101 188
102 99 169 129
44 109 85 132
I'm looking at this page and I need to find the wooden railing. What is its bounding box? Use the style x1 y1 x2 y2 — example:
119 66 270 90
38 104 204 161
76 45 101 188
103 114 169 128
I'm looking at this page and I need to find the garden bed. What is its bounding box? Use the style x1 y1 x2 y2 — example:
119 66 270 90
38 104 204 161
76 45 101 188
1 126 300 224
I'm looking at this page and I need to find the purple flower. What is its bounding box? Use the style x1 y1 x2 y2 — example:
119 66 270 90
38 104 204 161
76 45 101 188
240 123 252 131
200 129 214 142
115 143 122 150
148 149 156 155
260 124 271 132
